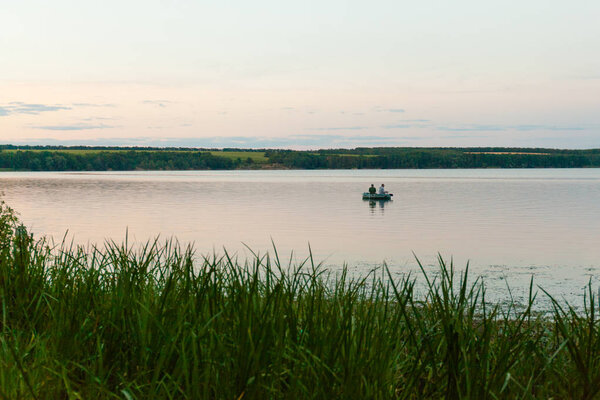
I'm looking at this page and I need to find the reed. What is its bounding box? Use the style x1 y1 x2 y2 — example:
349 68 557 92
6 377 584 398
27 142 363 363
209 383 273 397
0 200 598 399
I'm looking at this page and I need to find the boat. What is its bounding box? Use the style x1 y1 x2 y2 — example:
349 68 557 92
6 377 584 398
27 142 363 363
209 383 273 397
362 192 393 200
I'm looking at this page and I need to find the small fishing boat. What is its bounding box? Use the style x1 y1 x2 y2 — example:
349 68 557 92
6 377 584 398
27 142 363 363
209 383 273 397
362 193 393 200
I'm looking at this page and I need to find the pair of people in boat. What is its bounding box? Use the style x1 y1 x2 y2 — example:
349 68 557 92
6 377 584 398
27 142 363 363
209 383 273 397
368 184 387 195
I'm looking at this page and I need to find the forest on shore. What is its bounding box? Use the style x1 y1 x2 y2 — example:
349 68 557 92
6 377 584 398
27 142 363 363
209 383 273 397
1 145 600 171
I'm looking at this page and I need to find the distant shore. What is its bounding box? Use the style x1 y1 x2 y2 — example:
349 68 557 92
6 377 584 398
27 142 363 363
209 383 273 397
1 145 599 171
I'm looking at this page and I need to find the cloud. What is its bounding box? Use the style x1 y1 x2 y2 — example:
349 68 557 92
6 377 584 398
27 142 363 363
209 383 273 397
0 102 71 116
438 125 506 132
382 120 432 129
292 134 384 141
0 102 118 117
72 103 116 107
142 100 172 108
382 124 415 129
373 106 405 113
81 116 117 121
439 134 495 139
437 124 589 132
32 123 115 131
308 126 368 131
5 134 424 149
512 125 586 131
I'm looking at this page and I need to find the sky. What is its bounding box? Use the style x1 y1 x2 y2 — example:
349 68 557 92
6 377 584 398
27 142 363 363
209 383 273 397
1 0 599 149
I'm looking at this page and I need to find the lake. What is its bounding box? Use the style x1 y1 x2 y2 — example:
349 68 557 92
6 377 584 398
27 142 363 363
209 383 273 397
1 169 599 305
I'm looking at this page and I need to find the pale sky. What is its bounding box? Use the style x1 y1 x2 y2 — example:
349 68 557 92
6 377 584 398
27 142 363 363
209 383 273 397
1 0 599 148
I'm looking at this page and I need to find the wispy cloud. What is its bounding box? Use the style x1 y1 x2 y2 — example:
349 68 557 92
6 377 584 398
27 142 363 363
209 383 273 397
32 123 115 131
439 134 495 139
0 102 118 117
81 116 117 121
6 134 424 149
373 106 405 113
512 124 586 131
382 120 431 129
0 102 71 116
438 125 506 132
437 124 589 132
142 100 172 108
291 134 388 142
307 126 368 131
382 124 416 129
72 103 116 108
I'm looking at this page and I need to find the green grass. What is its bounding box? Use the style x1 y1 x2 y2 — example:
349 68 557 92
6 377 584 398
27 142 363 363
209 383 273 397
1 200 600 398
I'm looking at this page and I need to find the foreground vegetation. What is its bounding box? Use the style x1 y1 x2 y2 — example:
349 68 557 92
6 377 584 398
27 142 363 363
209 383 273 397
2 202 600 398
1 145 600 170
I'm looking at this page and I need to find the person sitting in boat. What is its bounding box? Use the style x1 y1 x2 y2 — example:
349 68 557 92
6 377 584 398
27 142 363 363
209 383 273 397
379 184 387 195
368 184 376 195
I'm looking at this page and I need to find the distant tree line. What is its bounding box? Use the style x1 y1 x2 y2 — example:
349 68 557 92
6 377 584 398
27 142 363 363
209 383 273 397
0 150 239 171
0 145 265 153
265 148 600 169
1 146 599 171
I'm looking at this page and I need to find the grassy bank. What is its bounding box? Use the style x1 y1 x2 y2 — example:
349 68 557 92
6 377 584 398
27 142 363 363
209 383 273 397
2 201 600 399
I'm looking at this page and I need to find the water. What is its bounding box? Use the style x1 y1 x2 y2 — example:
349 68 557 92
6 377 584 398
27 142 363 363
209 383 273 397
2 169 600 305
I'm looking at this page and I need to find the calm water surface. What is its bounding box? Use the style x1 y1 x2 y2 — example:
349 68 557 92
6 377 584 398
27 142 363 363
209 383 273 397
2 169 599 303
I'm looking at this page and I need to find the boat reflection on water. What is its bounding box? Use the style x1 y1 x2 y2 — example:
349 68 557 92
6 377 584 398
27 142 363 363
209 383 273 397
365 198 390 213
